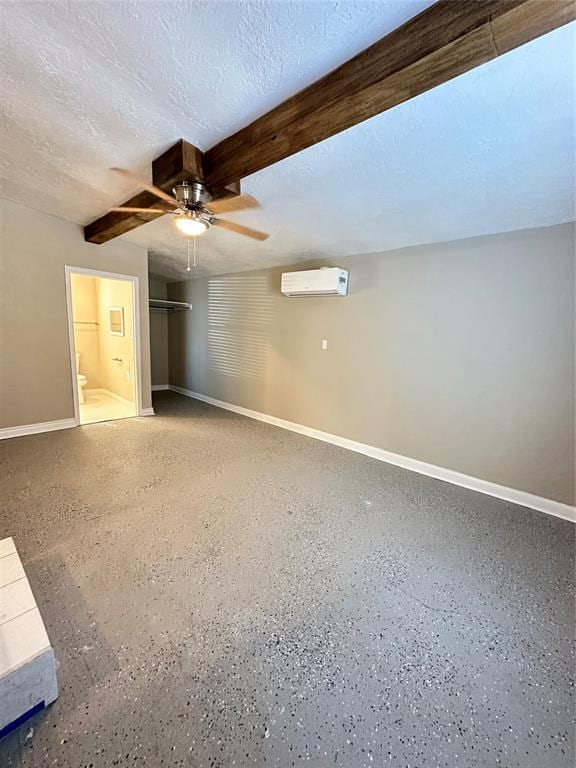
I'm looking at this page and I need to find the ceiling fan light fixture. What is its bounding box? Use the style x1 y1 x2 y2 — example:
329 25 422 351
175 213 208 236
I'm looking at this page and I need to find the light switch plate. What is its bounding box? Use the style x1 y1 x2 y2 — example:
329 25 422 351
321 339 328 350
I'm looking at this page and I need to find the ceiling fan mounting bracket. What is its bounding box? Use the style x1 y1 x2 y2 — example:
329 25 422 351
173 180 212 208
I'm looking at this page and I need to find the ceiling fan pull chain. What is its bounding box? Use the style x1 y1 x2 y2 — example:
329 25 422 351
185 235 198 272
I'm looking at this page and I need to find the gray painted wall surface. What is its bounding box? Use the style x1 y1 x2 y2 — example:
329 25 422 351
0 197 152 428
149 277 169 386
167 224 575 506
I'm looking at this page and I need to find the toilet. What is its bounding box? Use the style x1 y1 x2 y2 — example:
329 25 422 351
75 353 88 404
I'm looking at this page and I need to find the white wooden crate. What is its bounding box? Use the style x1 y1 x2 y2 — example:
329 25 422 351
0 537 58 737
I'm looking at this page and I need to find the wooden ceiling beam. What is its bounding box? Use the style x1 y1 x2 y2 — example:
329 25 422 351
204 0 575 188
85 0 574 244
84 191 174 245
152 138 204 190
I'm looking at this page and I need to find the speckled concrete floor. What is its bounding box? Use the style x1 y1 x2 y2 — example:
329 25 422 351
0 391 574 768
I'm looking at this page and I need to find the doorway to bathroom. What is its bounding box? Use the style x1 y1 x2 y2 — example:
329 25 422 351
66 267 141 426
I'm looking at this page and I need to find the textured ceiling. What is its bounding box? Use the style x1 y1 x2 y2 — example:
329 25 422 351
1 1 574 280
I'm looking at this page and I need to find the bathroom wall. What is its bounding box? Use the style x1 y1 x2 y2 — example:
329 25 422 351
149 276 169 387
70 274 101 389
96 278 136 403
69 274 136 403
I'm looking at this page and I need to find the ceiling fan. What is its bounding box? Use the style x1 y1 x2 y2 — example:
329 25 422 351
110 168 269 241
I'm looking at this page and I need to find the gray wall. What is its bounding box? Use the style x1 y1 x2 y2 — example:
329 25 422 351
0 197 153 428
149 276 169 386
167 223 575 506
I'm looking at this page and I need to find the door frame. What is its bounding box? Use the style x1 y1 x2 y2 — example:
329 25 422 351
65 265 143 425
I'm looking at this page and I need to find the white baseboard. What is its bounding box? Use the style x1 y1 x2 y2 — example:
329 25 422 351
151 384 170 392
1 402 155 437
0 418 77 441
168 385 575 523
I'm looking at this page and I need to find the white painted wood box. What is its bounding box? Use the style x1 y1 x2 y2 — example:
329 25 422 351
0 537 58 737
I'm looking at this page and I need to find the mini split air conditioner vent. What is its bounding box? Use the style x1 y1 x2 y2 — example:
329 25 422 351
281 268 349 297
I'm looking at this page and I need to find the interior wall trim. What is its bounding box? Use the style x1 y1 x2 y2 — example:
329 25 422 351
0 407 154 436
169 385 576 523
151 384 170 391
0 419 77 441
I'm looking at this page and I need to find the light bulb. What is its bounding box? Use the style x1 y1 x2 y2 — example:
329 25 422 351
175 215 208 236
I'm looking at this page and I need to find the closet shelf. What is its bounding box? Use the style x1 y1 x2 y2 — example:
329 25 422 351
149 298 191 312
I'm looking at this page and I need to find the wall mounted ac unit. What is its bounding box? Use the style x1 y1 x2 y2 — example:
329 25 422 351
281 268 349 297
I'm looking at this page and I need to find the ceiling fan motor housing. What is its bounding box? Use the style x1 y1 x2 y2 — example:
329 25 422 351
173 180 211 208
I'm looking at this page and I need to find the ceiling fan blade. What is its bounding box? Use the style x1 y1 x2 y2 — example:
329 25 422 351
206 194 261 215
111 207 170 213
110 167 179 206
213 218 269 241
